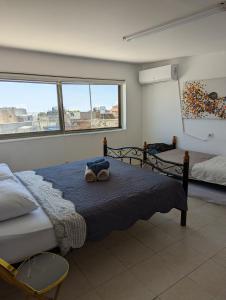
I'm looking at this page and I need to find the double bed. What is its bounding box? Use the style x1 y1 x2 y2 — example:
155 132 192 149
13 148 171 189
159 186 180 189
0 138 189 263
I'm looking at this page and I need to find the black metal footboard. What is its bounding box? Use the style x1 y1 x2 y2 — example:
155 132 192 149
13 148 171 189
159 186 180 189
103 137 189 227
143 141 189 226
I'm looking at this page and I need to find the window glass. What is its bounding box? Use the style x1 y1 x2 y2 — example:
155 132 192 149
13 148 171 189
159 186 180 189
90 85 119 129
62 84 91 130
0 81 60 135
62 83 120 131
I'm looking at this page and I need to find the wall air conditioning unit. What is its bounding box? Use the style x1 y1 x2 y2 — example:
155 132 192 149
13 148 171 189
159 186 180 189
139 64 178 85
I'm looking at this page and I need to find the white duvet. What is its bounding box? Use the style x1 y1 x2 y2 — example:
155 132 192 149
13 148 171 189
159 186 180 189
191 155 226 186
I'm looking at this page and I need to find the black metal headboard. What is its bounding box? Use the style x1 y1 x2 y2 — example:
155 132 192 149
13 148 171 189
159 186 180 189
103 137 144 167
103 137 189 226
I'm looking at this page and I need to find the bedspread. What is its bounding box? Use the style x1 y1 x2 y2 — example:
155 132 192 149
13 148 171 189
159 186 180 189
35 157 187 240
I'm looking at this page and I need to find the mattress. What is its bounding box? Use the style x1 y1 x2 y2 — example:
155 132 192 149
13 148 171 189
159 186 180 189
0 205 57 263
156 149 214 170
191 155 226 186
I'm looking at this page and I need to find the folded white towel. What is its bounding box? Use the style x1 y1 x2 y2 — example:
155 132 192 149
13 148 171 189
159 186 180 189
85 167 97 182
97 169 110 181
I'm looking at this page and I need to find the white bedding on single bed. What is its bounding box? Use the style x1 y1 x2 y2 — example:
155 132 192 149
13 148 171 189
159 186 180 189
0 205 57 263
191 155 226 186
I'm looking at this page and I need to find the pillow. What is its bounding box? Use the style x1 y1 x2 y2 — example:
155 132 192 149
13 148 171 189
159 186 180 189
0 178 39 222
0 163 15 181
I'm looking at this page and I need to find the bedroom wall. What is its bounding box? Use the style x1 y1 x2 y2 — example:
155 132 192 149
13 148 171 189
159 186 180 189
0 48 142 171
141 51 226 155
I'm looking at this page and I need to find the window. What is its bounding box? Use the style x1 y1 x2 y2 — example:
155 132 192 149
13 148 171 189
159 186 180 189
62 83 120 131
0 77 122 139
0 81 60 136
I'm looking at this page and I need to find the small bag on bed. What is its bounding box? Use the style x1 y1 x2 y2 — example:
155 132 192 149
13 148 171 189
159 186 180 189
147 143 174 155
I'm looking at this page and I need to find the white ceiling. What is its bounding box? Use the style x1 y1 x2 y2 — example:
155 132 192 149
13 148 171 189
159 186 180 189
0 0 226 63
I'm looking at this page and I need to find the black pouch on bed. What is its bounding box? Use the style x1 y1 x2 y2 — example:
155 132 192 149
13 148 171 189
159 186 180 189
147 143 174 155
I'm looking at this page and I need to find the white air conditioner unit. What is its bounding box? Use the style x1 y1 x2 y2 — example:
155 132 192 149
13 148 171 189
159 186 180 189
139 64 178 85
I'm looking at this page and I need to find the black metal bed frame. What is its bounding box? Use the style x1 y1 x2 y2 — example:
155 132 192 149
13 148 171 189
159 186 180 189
103 137 189 226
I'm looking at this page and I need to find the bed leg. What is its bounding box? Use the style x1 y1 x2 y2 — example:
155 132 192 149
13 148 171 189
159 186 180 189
103 137 108 156
180 210 187 227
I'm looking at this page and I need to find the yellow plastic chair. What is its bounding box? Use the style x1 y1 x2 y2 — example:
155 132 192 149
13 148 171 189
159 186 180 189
0 252 69 300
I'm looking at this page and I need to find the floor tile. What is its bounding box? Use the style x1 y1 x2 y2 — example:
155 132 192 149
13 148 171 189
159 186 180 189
58 263 92 299
189 259 226 297
187 197 207 210
69 240 104 261
156 218 193 240
96 270 155 300
198 223 226 245
159 241 207 277
100 231 131 249
130 254 183 296
77 290 102 300
72 247 126 287
195 203 226 219
212 247 226 269
214 290 226 300
159 277 214 300
134 226 178 252
180 231 225 259
186 210 217 230
108 235 155 267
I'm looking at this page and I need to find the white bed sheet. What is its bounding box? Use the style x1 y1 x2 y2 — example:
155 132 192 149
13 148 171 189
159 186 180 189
191 155 226 186
0 206 57 263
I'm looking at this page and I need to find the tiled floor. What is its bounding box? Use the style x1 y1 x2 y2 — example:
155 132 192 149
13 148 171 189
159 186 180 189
2 196 226 300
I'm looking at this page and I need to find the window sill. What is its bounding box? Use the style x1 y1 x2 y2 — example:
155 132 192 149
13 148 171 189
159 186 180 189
0 127 126 143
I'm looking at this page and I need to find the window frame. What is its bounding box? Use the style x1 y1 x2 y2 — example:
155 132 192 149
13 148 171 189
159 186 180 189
0 73 124 140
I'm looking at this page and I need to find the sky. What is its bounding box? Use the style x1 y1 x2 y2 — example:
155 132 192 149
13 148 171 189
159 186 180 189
0 82 118 113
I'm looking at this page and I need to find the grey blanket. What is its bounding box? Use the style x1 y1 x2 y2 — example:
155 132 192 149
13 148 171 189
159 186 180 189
36 157 187 240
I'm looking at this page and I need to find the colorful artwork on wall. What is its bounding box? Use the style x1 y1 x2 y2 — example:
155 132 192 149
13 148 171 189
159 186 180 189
181 78 226 119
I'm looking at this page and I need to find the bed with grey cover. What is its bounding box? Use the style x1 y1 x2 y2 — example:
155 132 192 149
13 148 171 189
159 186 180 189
32 156 187 241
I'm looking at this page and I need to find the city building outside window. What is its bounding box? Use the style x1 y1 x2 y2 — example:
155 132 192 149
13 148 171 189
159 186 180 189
0 77 122 139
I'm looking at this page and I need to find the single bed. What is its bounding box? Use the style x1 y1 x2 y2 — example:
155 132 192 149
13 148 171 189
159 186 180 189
146 136 226 186
0 138 189 263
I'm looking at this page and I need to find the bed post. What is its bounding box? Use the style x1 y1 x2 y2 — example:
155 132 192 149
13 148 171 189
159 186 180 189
181 150 189 226
172 136 177 149
143 141 148 165
103 137 108 157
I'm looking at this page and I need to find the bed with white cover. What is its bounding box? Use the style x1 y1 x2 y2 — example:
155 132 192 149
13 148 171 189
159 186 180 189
156 149 226 186
0 163 86 263
0 204 57 263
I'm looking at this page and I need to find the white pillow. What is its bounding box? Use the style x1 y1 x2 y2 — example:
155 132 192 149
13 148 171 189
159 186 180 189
0 178 39 221
0 163 15 181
